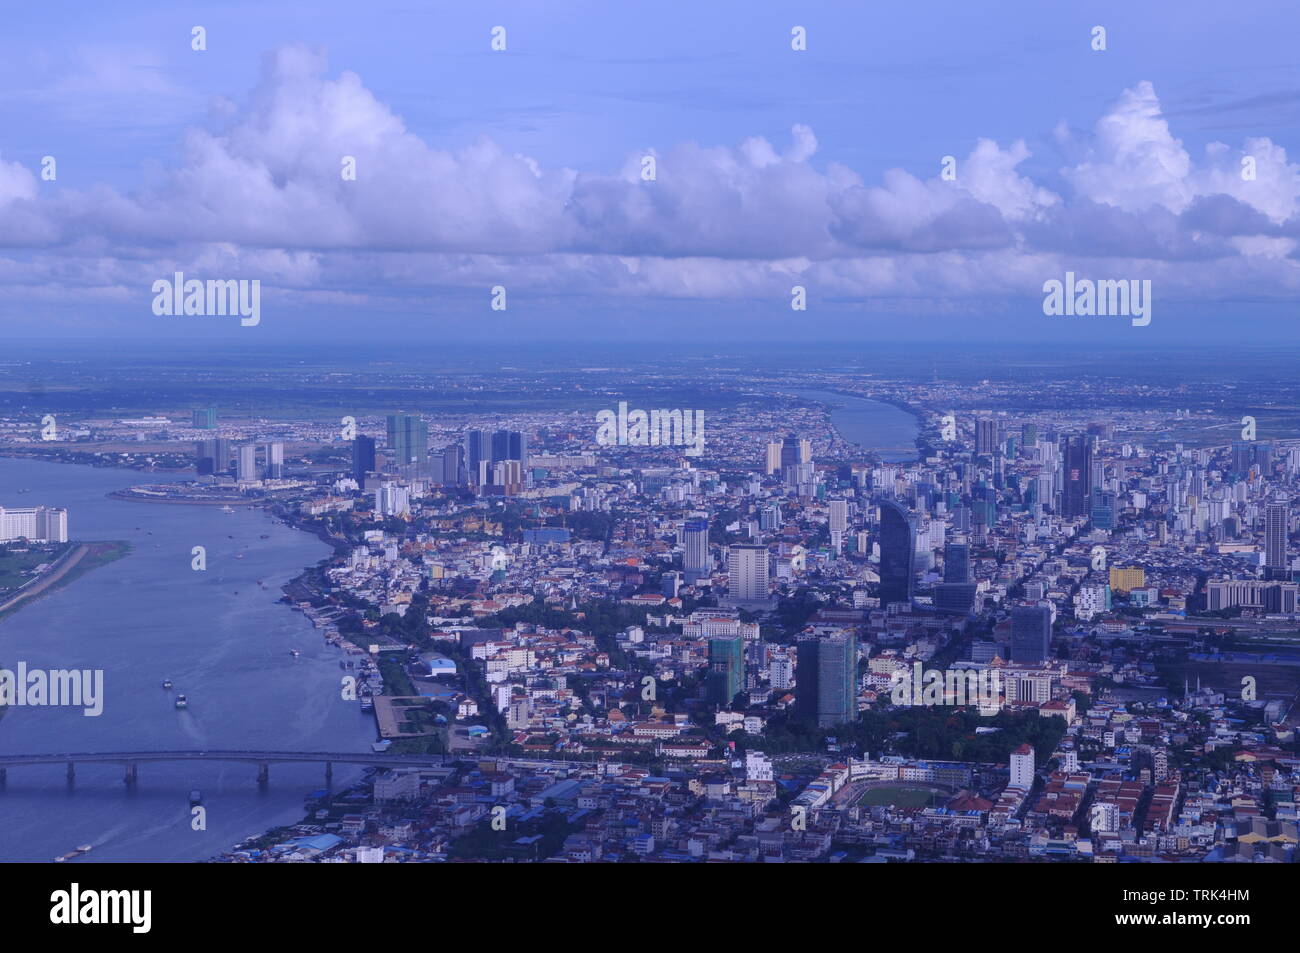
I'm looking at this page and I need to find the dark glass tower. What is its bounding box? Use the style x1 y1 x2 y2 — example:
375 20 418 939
352 434 376 483
1061 435 1092 518
877 498 915 608
386 413 428 467
796 632 858 728
706 637 745 706
1010 604 1051 664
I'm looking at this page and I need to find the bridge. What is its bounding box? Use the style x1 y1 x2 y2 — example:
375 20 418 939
0 750 448 786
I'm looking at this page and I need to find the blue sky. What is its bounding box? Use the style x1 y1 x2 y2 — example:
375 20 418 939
2 0 1299 343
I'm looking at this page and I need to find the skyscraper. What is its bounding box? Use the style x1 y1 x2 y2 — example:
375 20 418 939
387 413 429 467
727 544 769 602
490 429 528 467
779 435 809 470
706 637 745 707
194 438 230 476
1061 435 1092 518
683 518 710 583
765 442 782 475
464 429 489 485
877 499 914 608
1090 488 1117 531
1010 603 1052 664
1231 440 1253 479
943 541 971 584
264 441 284 480
975 417 999 455
192 408 217 430
795 631 858 728
352 434 376 484
441 443 465 486
1265 499 1289 578
236 444 258 483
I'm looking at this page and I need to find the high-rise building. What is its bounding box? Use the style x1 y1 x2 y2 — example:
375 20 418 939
1265 499 1289 578
194 438 230 476
264 441 284 480
779 435 809 470
0 505 68 543
1090 488 1117 530
1231 440 1254 479
236 444 258 482
374 482 410 517
1061 435 1092 518
464 430 489 485
192 408 217 430
795 631 858 728
1010 603 1052 664
975 417 999 455
765 442 782 475
706 637 745 707
1021 423 1037 448
943 541 971 584
352 435 376 484
490 429 528 467
877 499 915 608
440 444 465 486
1009 743 1035 790
683 518 710 583
386 413 429 467
727 544 769 602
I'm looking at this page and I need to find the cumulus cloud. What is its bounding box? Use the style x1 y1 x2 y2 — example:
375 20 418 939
3 48 1300 316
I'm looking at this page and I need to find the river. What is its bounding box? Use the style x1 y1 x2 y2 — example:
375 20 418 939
793 389 920 463
0 457 373 862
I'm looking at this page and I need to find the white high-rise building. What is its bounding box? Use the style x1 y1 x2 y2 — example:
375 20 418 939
728 544 769 602
374 482 411 517
236 444 258 482
1009 743 1035 791
0 505 68 543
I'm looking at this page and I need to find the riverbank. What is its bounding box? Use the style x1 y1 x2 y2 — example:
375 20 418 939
0 540 130 622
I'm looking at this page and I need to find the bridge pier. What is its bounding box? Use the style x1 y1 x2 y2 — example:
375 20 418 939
66 762 75 783
0 767 6 785
123 763 137 786
325 761 333 786
257 762 269 786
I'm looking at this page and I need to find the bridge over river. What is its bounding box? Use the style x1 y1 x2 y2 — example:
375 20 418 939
0 750 449 785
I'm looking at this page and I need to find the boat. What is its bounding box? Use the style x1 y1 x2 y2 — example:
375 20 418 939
189 790 203 806
175 694 188 709
371 740 392 752
162 678 173 690
289 649 300 657
75 845 92 854
220 506 235 514
234 553 244 559
259 534 270 540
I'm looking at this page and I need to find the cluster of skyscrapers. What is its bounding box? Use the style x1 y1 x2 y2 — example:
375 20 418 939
350 414 529 494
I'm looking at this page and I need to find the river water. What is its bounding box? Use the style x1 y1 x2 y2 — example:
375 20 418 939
0 457 373 862
793 389 920 463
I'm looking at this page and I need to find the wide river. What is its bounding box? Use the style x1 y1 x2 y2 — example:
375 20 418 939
0 457 372 862
793 389 920 463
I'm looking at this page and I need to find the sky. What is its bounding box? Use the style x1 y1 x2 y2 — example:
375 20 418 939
2 0 1300 344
